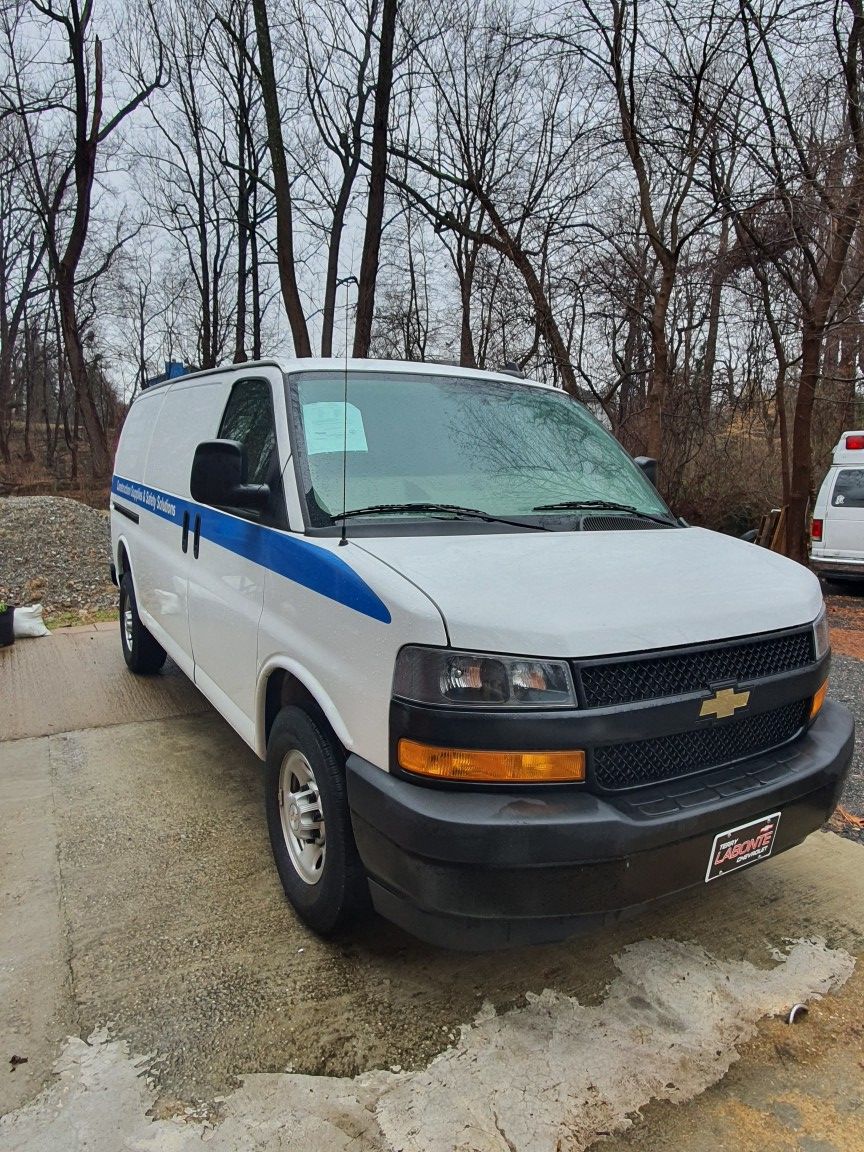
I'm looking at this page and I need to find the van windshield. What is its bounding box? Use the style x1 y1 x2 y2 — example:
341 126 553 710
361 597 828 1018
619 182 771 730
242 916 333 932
290 371 672 528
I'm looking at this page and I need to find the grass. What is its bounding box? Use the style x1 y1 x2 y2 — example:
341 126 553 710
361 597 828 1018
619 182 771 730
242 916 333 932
46 607 119 630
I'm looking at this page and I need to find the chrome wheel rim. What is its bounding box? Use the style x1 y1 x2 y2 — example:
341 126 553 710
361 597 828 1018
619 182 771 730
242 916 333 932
123 604 134 651
278 750 325 885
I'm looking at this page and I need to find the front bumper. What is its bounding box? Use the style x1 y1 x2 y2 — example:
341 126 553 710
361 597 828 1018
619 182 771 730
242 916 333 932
346 701 854 949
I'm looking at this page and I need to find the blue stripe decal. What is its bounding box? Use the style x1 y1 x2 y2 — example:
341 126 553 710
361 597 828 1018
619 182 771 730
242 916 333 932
111 475 391 624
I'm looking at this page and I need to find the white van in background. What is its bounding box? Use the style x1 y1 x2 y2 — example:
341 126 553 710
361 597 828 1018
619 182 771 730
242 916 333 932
811 431 864 584
110 359 853 949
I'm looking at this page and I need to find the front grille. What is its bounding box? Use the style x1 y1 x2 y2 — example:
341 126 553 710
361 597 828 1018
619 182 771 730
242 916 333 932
579 628 814 708
593 699 809 790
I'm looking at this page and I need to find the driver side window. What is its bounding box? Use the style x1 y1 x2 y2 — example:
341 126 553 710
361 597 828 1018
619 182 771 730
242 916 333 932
218 378 285 526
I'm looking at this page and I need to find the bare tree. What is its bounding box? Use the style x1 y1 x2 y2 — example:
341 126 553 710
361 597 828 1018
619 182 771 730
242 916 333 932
729 0 864 560
0 122 48 462
137 3 238 369
391 0 597 393
292 0 378 354
1 0 163 478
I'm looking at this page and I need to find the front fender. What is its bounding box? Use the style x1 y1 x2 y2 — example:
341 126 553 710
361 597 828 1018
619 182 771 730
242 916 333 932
254 655 352 759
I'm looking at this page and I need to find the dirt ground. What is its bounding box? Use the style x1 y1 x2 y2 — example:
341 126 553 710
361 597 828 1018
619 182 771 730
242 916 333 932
827 584 864 660
1 624 863 1150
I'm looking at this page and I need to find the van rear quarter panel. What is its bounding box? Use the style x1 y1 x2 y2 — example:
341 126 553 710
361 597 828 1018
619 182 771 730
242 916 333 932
142 380 227 496
813 467 864 559
821 468 864 557
111 389 165 584
115 389 165 483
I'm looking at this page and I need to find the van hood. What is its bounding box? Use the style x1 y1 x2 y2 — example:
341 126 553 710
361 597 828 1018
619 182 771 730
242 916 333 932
356 527 823 657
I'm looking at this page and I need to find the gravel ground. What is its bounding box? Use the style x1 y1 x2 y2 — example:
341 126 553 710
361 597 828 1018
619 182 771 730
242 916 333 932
826 652 864 845
0 495 115 618
824 587 864 843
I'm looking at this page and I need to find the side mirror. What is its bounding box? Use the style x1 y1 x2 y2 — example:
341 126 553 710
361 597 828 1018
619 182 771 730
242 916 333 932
634 456 658 487
190 440 270 510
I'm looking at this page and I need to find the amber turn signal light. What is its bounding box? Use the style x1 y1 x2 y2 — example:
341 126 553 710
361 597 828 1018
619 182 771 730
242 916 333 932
397 739 586 783
810 679 828 721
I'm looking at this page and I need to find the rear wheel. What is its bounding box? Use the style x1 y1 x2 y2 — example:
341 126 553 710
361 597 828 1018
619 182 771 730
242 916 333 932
119 572 166 674
265 706 370 934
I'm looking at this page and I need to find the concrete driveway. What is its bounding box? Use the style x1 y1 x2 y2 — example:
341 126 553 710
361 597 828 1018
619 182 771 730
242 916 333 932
1 627 863 1151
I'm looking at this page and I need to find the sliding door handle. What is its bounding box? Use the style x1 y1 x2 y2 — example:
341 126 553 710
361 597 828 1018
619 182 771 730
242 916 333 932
193 514 201 559
181 511 190 553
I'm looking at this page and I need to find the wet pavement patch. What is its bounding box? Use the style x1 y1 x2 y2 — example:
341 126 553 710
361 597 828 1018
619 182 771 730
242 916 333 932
0 939 854 1152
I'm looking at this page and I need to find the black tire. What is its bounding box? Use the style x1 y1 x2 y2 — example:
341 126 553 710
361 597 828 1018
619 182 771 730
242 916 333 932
119 572 166 674
265 706 370 934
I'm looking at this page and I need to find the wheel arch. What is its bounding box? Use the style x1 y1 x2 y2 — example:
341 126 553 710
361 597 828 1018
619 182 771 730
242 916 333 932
257 660 349 761
115 536 132 582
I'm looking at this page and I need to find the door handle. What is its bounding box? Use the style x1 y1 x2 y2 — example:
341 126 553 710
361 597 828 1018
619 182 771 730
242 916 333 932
181 511 190 553
193 514 201 559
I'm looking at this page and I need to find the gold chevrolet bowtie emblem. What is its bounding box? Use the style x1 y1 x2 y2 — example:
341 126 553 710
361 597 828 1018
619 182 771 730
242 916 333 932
700 686 751 719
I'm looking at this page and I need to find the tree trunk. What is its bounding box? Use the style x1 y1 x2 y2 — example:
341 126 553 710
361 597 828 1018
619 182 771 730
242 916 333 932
234 86 249 364
250 219 262 359
249 132 262 360
234 187 248 364
839 326 858 431
22 317 33 461
56 269 109 477
353 0 398 357
614 261 649 444
644 260 675 466
70 393 80 483
322 173 358 357
133 285 146 398
251 0 312 357
457 236 477 368
0 345 12 465
55 28 108 479
42 370 53 469
786 324 822 563
700 217 728 422
476 197 579 393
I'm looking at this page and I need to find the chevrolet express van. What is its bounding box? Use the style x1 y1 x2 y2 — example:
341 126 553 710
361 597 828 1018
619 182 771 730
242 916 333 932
110 359 854 948
811 430 864 583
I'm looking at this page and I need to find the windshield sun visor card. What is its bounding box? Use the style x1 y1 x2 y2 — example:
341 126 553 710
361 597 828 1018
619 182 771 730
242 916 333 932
303 402 368 455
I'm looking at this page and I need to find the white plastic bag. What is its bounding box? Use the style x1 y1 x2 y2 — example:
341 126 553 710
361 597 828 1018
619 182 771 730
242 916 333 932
13 604 50 638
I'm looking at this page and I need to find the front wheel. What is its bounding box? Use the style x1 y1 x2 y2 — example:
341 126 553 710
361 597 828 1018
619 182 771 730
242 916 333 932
265 706 370 934
119 572 166 674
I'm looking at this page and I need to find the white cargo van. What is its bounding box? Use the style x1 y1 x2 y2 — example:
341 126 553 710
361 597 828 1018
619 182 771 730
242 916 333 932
110 359 853 948
811 431 864 583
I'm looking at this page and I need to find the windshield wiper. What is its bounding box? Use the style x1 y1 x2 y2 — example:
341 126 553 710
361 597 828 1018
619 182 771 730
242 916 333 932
334 502 550 530
531 499 676 527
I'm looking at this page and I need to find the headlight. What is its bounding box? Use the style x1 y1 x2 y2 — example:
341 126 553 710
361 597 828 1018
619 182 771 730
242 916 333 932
813 606 830 661
393 646 577 709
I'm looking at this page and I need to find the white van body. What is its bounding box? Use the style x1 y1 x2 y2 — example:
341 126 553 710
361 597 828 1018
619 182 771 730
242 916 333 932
811 431 864 581
111 359 852 948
